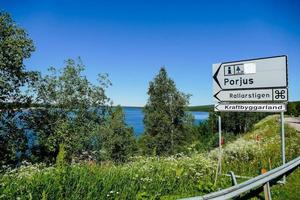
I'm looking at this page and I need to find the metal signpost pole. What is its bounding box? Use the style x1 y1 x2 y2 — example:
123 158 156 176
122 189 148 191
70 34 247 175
280 112 286 183
214 115 222 185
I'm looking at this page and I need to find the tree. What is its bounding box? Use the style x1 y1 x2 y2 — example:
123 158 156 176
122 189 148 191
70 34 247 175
0 12 38 165
29 59 112 162
0 12 37 109
97 106 137 163
221 112 268 134
287 102 298 117
201 111 268 136
296 103 300 117
142 67 192 155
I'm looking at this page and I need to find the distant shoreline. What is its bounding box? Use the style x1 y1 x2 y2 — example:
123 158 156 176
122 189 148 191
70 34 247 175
187 105 214 112
119 105 214 112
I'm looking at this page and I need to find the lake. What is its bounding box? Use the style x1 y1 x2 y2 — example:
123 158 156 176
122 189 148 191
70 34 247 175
123 107 209 136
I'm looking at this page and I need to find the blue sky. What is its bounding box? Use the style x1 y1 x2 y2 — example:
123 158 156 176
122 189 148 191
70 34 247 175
1 0 300 106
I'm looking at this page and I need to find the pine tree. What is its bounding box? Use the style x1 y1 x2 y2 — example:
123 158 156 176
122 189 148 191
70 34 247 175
142 67 192 155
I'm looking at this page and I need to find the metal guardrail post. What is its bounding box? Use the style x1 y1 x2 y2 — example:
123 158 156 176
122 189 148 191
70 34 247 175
263 182 272 200
261 169 272 200
229 171 237 186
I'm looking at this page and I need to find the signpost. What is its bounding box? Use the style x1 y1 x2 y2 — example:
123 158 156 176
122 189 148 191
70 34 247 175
212 55 288 184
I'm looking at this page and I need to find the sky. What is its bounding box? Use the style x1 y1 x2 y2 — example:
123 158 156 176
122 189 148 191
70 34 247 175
1 0 300 106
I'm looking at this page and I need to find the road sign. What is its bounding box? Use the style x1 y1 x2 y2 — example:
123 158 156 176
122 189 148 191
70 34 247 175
213 55 287 94
213 88 288 102
214 103 286 112
211 56 289 183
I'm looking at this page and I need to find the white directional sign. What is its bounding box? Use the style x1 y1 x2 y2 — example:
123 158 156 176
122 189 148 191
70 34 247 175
214 88 288 102
212 55 288 112
214 103 286 112
213 55 288 104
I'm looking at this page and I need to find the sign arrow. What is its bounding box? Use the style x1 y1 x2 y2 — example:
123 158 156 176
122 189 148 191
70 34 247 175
213 64 222 89
213 90 221 102
214 104 219 111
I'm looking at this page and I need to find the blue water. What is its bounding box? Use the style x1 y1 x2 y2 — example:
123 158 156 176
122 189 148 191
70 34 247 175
6 108 208 147
123 107 209 136
2 108 208 159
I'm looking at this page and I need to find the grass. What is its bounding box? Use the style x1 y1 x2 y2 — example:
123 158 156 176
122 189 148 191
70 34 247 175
223 115 300 172
0 115 299 199
271 168 300 200
0 155 220 200
215 115 300 199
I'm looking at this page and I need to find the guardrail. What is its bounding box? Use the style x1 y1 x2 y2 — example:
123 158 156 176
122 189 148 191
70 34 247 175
181 156 300 200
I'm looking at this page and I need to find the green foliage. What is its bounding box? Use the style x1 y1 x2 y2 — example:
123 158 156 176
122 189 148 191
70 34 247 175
0 12 38 165
0 112 29 166
0 12 136 166
97 106 137 163
142 67 193 155
287 101 300 117
0 154 218 200
216 115 300 176
56 144 66 168
187 105 214 112
1 115 300 199
203 111 268 135
29 59 112 162
221 112 268 134
35 59 112 110
0 12 37 108
212 115 300 199
272 168 300 200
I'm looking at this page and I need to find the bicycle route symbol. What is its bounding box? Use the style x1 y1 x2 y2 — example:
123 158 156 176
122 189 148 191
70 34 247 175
274 89 286 100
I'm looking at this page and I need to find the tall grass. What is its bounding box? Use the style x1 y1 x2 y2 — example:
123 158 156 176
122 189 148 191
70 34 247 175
0 115 299 199
0 154 220 200
212 115 300 199
217 115 300 177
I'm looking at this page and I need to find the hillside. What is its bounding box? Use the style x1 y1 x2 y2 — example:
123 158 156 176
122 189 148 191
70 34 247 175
0 115 299 199
213 115 300 199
